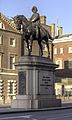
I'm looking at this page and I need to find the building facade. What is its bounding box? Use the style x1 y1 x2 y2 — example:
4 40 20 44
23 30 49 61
0 13 22 104
53 34 72 96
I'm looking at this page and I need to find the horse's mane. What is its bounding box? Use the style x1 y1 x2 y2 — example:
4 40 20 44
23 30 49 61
19 15 29 25
14 15 29 26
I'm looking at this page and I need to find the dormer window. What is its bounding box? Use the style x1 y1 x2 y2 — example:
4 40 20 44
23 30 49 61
0 22 5 29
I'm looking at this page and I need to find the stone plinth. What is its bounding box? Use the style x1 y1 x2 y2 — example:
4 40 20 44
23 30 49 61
11 55 61 108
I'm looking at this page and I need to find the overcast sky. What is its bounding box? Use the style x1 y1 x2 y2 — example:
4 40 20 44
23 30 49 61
0 0 72 35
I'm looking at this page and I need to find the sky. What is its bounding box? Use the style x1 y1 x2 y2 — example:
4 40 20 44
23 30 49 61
0 0 72 35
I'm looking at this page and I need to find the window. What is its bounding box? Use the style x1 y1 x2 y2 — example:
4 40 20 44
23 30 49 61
68 47 72 53
9 82 13 94
0 22 5 29
60 48 63 54
9 38 16 47
54 48 57 54
7 80 14 95
0 55 1 68
0 35 3 45
68 60 72 69
55 59 62 69
0 80 4 98
7 80 17 95
10 56 15 70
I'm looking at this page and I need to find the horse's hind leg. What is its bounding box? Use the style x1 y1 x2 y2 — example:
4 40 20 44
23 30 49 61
38 40 43 56
46 41 50 58
28 37 33 55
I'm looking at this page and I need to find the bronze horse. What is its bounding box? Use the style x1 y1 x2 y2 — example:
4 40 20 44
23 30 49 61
13 15 53 57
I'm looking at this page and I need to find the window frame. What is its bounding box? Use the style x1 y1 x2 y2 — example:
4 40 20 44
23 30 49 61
68 46 72 53
9 37 16 47
55 59 62 69
0 22 5 29
7 80 17 95
10 56 15 70
0 55 2 68
54 48 57 54
60 48 63 54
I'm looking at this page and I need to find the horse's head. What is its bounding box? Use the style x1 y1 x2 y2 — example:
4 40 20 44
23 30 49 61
12 15 23 30
13 15 29 31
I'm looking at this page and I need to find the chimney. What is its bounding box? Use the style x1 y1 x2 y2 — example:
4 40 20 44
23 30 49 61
40 16 46 25
58 27 63 37
50 24 55 38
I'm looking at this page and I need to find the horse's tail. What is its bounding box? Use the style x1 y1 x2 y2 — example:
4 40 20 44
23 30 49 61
48 32 54 40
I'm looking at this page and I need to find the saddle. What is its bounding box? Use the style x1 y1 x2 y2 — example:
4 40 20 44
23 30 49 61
33 25 47 38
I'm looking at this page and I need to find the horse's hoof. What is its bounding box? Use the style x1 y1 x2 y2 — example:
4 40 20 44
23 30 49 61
41 53 43 56
48 55 50 59
28 52 31 56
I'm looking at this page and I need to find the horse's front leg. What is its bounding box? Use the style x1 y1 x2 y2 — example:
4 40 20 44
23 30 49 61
26 39 31 55
28 35 33 55
27 40 29 51
29 39 33 55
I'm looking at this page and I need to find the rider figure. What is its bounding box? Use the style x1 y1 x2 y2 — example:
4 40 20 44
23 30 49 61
30 6 40 37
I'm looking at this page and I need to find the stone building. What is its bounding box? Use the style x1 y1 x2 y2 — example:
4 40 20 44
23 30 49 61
0 12 22 104
40 16 63 60
53 34 72 96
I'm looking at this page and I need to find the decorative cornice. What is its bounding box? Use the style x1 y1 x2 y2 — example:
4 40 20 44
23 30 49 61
0 12 20 33
0 72 18 76
0 28 22 35
53 34 72 43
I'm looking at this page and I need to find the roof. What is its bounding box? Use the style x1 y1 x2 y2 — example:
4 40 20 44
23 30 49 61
59 34 72 38
0 12 20 33
55 69 72 78
53 33 72 43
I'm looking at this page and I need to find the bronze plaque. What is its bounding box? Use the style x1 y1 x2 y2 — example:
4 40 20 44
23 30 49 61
18 71 26 95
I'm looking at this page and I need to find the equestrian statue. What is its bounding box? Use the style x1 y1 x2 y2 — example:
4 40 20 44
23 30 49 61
13 6 53 58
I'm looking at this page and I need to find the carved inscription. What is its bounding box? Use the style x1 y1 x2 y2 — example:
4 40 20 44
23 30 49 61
40 76 52 88
18 71 26 95
39 71 53 95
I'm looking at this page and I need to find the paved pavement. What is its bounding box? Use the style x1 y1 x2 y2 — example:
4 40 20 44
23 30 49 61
0 102 72 114
0 98 72 114
0 108 72 120
0 96 72 114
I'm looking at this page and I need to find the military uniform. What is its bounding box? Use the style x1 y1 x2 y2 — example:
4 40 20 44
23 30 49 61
30 6 40 37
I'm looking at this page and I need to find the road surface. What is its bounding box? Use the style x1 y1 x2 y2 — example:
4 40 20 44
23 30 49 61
0 108 72 120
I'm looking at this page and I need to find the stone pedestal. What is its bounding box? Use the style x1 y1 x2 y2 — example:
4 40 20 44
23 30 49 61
11 55 61 108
